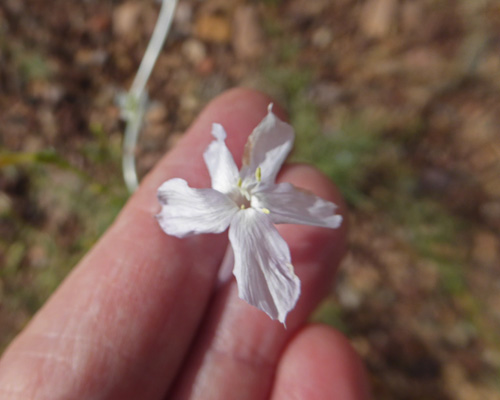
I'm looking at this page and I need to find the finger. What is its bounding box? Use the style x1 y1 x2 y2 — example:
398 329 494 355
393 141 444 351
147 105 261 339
270 324 371 400
0 88 281 400
169 164 348 399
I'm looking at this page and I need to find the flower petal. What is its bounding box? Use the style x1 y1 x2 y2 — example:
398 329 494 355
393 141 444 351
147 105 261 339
252 183 343 228
203 123 239 194
157 178 238 238
228 208 300 324
240 104 294 187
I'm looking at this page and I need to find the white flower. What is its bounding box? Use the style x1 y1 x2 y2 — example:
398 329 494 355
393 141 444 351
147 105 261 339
157 104 342 324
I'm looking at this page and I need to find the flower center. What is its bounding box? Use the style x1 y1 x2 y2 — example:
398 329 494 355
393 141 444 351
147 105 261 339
231 167 261 209
234 190 251 209
231 167 269 213
229 178 251 209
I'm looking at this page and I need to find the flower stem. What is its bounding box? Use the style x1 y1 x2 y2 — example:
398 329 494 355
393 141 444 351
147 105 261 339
120 0 178 193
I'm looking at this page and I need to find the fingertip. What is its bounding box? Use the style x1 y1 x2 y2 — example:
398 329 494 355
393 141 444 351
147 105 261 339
271 324 371 400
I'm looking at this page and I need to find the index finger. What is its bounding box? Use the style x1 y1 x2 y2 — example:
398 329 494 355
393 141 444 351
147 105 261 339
0 88 282 400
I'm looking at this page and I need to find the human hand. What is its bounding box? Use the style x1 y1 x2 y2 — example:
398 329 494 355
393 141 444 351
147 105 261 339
0 89 370 399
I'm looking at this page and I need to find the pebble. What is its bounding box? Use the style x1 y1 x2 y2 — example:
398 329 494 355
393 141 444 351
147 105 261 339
174 1 193 35
0 192 12 217
195 14 231 43
197 57 215 76
232 5 263 60
311 26 333 49
359 0 397 39
401 1 423 33
28 81 64 104
28 245 48 269
480 201 500 230
145 102 168 125
181 38 207 65
180 93 199 112
113 2 142 38
308 82 343 106
287 0 329 20
87 13 111 34
472 231 499 266
75 49 108 67
337 284 363 309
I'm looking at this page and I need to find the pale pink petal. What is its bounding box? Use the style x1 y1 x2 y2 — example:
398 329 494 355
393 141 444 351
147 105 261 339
157 178 238 238
203 123 239 194
252 183 342 228
240 105 294 187
228 208 300 324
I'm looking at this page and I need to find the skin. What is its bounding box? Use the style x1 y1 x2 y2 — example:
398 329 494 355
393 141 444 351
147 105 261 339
0 88 371 400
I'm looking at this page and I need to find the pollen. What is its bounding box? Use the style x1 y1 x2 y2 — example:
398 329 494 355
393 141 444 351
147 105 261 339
240 204 246 210
262 208 270 214
255 167 262 182
237 177 242 187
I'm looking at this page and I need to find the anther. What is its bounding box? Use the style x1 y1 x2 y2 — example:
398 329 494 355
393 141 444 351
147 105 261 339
237 177 242 187
255 167 262 182
262 208 270 214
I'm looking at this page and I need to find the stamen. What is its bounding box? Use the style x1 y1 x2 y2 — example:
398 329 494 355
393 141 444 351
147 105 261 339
240 204 246 210
237 177 242 187
262 208 270 214
255 167 262 182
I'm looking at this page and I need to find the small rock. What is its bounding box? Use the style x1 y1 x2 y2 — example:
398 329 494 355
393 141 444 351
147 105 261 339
28 81 64 103
483 349 500 369
174 1 193 35
337 284 363 309
5 0 22 14
308 82 344 106
311 26 333 49
142 124 166 145
401 0 423 33
287 0 329 20
24 136 44 152
180 93 199 112
28 245 48 269
351 337 371 358
195 14 231 44
403 47 445 78
75 49 108 67
480 201 500 230
197 57 215 76
415 260 439 291
113 2 142 38
483 174 500 198
87 13 111 34
38 108 58 141
472 231 499 266
445 322 477 348
181 38 207 65
459 109 496 146
232 5 263 60
145 102 168 125
0 192 12 217
359 0 397 39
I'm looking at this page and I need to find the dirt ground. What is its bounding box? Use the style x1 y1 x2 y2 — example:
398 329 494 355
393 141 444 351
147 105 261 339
1 0 500 398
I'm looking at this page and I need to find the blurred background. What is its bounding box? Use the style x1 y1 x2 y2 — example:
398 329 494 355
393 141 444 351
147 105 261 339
1 0 499 398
